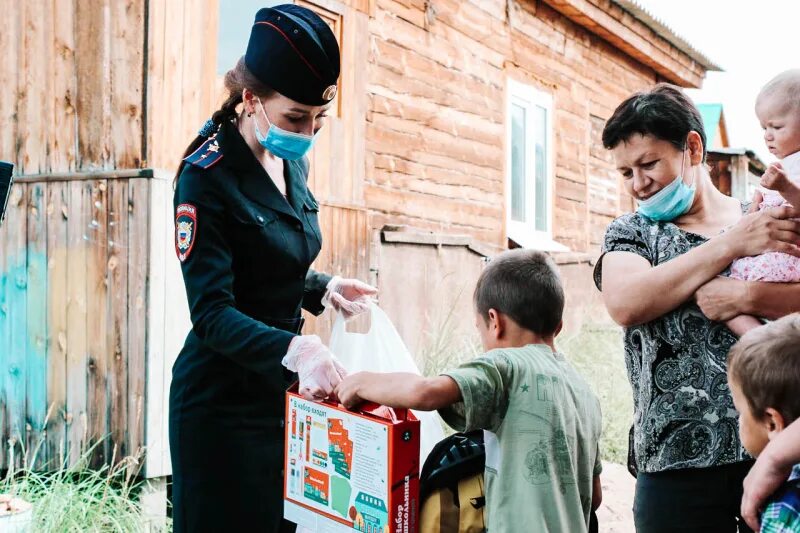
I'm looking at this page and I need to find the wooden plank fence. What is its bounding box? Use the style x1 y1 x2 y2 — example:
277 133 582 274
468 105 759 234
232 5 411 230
0 173 175 473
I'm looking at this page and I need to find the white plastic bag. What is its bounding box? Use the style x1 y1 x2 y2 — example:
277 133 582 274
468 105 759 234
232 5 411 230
329 303 445 464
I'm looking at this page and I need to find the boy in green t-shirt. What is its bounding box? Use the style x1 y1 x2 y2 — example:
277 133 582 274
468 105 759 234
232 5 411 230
335 249 603 532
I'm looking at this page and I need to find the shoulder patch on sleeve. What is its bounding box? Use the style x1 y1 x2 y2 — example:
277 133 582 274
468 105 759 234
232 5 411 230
183 136 224 169
175 203 197 262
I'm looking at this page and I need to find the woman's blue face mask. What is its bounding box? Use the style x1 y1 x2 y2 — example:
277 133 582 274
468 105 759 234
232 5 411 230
636 145 696 222
254 99 318 161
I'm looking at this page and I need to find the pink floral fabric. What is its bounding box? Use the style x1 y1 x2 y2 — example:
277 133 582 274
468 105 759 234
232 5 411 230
729 191 800 282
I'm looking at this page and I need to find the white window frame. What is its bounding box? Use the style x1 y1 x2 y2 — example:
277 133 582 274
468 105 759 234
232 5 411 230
505 78 568 252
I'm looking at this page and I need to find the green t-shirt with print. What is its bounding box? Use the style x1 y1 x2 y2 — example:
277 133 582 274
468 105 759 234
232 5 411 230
439 344 603 533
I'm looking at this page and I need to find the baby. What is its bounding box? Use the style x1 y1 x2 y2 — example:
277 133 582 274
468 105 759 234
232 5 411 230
726 69 800 336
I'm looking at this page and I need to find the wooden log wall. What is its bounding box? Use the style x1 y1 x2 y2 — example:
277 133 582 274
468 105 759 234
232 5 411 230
362 0 676 254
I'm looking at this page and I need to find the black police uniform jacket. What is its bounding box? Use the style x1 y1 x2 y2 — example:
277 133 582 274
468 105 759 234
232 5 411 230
169 119 330 532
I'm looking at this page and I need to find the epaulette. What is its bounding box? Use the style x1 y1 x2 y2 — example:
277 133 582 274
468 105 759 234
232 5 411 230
184 136 223 169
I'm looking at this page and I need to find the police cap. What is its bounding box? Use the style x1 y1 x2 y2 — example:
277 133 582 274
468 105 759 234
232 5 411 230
245 5 340 106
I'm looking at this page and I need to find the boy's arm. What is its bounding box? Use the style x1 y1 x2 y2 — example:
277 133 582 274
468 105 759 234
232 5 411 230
592 442 603 511
335 372 461 411
592 475 602 511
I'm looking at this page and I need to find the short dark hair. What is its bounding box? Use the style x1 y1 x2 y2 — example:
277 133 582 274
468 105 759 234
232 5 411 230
728 314 800 425
602 83 707 162
474 249 564 336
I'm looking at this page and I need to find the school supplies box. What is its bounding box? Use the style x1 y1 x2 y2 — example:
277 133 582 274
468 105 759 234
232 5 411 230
284 383 420 533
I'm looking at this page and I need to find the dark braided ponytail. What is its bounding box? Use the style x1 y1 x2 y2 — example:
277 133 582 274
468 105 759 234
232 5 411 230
173 57 275 187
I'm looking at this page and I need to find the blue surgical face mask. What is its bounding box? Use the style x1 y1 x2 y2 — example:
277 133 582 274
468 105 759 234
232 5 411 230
636 146 696 222
254 99 317 160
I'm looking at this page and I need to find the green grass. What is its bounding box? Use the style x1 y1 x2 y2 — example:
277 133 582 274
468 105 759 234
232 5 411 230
416 288 481 379
2 436 171 532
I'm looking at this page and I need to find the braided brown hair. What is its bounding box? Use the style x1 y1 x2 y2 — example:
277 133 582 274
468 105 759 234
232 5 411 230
173 57 275 186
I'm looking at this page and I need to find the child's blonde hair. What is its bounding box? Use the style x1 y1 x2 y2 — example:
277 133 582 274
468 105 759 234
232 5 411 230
757 69 800 109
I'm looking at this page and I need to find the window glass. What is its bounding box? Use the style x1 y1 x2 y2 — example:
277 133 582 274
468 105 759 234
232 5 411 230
533 104 548 232
511 103 527 223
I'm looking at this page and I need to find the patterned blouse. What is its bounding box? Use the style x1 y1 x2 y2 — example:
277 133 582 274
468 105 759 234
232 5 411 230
594 207 750 473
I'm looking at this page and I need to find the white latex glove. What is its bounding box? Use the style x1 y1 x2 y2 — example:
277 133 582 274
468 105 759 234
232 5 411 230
322 276 378 320
282 335 347 401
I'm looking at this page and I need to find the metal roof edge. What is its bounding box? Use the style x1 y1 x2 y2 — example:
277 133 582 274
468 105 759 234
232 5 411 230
708 147 767 172
611 0 722 72
709 147 753 156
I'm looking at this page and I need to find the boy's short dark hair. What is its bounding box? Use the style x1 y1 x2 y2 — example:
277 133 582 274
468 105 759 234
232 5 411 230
474 249 564 336
728 314 800 425
602 83 707 162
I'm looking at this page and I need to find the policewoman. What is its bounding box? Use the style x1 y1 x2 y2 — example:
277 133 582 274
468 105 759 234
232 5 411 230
169 6 377 532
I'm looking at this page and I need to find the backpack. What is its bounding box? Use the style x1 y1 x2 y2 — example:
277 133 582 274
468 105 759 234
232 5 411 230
419 430 487 533
419 430 600 533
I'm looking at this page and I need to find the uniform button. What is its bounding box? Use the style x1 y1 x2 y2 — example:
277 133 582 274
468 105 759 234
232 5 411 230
256 215 264 223
280 419 285 428
294 222 302 230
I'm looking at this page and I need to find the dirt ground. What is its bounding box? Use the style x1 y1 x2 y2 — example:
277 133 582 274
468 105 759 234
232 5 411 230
597 462 636 532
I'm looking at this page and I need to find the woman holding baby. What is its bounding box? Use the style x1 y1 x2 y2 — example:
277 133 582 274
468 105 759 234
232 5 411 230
595 77 800 532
